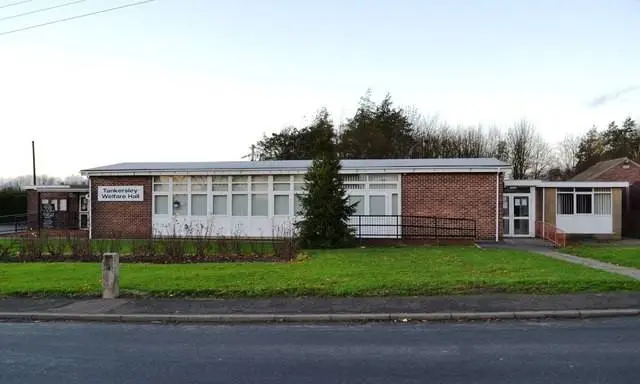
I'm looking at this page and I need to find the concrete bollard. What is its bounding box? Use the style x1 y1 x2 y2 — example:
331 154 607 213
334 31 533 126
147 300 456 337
102 253 120 299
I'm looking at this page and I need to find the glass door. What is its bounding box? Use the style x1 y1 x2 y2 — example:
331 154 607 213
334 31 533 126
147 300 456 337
79 195 89 230
503 195 531 237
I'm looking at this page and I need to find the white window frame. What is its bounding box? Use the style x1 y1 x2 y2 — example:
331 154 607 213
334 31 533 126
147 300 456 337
556 188 612 217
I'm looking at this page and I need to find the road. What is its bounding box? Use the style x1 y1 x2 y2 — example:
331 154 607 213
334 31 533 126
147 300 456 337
1 318 639 383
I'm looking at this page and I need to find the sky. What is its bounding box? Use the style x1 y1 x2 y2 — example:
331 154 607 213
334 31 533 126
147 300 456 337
0 0 639 178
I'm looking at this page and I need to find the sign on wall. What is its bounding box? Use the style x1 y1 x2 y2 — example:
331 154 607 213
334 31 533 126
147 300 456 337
98 186 144 202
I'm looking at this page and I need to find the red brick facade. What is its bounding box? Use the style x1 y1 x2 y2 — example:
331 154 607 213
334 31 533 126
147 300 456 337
91 176 152 239
585 162 640 236
27 190 82 230
402 173 503 240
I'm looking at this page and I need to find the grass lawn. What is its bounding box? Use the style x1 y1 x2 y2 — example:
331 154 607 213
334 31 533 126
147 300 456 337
564 245 640 269
1 246 640 297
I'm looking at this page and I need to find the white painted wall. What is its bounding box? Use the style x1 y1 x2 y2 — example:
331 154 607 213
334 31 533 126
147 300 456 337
556 215 613 234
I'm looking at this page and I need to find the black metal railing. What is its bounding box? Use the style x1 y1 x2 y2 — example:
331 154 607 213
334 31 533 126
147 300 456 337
0 214 27 234
349 215 477 239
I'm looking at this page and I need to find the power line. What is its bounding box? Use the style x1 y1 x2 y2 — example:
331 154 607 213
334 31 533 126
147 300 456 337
0 0 89 22
0 0 34 10
0 0 156 37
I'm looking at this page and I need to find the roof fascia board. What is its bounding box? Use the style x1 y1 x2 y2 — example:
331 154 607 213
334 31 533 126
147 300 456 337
82 167 508 177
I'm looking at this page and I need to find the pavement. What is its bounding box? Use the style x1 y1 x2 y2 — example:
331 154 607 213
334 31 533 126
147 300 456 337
1 293 640 323
2 318 640 383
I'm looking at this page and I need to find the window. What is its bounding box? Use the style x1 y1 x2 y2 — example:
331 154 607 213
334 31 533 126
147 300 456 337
503 196 509 217
191 176 208 192
172 176 188 192
274 195 289 215
155 195 169 214
213 195 227 215
369 184 396 190
59 199 67 212
191 194 207 216
369 195 386 215
153 176 170 192
294 194 304 216
251 194 268 216
513 197 529 217
576 194 592 214
173 194 188 216
392 193 399 215
232 176 248 191
232 194 248 216
273 175 291 191
212 176 229 192
557 188 612 216
51 200 58 211
349 195 365 215
557 193 574 215
595 193 612 215
368 174 397 182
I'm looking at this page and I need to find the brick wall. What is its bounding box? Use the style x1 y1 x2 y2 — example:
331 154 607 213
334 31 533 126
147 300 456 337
91 177 152 239
27 191 82 230
401 173 503 240
591 163 640 237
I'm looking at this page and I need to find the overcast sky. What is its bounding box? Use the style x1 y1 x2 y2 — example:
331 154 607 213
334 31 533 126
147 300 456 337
1 0 639 178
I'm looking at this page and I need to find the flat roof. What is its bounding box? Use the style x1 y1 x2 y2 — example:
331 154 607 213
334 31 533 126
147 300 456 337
504 180 630 188
81 158 510 176
23 185 89 192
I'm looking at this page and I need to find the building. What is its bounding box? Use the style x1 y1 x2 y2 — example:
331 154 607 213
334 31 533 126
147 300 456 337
503 180 629 239
571 157 640 237
24 185 90 233
80 159 509 241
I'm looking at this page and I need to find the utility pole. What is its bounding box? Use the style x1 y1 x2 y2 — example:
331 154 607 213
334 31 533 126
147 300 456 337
31 140 36 185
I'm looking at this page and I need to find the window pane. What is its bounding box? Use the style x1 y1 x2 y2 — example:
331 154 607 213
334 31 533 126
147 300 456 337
154 195 169 215
514 197 529 217
369 195 385 215
345 184 365 190
576 194 592 214
252 183 268 192
153 183 169 192
294 182 305 191
213 195 227 215
575 187 592 192
191 176 207 184
274 195 290 215
514 219 529 235
293 174 305 182
503 196 509 217
191 194 207 216
368 174 398 182
232 183 248 192
273 175 290 182
173 183 187 192
252 175 268 183
595 193 611 215
172 176 187 184
392 193 399 215
369 184 397 190
273 183 291 191
191 183 208 192
503 219 510 235
213 176 228 183
349 195 365 215
173 194 188 216
232 194 248 216
59 199 67 212
557 193 574 215
594 188 611 193
154 176 170 183
294 194 304 216
343 174 365 182
232 176 248 183
212 184 228 192
251 194 268 216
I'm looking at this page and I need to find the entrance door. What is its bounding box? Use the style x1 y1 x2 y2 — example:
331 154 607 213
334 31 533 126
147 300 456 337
503 195 532 237
79 195 89 230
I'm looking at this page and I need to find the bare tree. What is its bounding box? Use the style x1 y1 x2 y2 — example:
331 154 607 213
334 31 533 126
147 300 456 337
529 135 555 179
556 134 580 174
506 119 536 179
